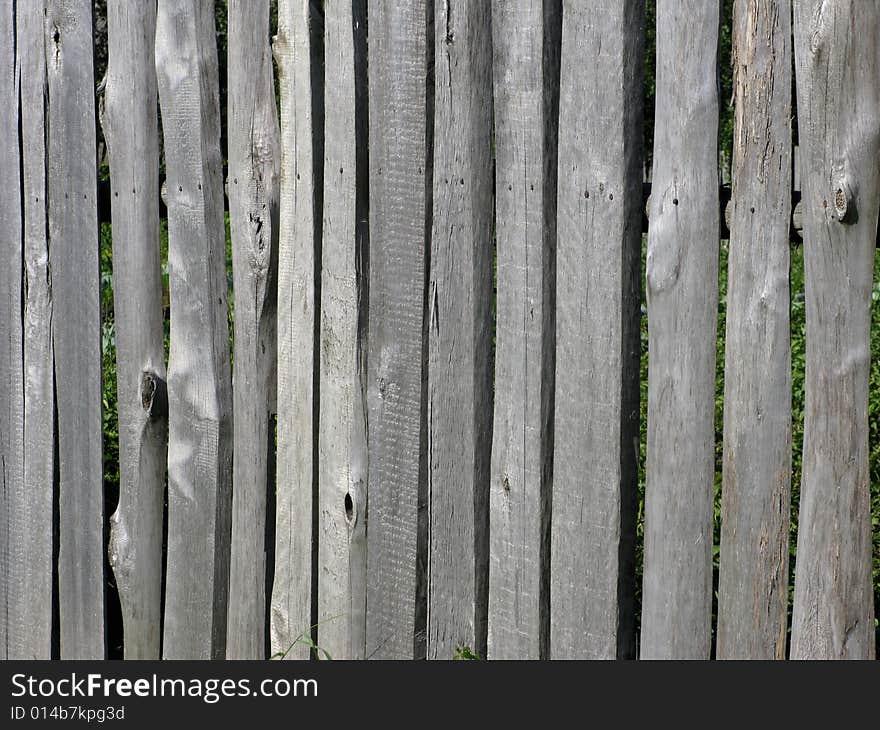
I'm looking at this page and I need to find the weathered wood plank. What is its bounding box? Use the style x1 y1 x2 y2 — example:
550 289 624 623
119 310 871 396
366 0 429 660
717 0 792 661
102 0 167 660
790 0 878 660
12 0 54 661
46 0 105 659
641 0 719 660
551 0 642 660
426 0 493 661
488 0 561 660
0 0 23 662
157 0 233 659
318 0 368 661
226 0 280 660
270 0 315 660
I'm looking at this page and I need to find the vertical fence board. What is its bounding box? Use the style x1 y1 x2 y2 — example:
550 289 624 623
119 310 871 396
641 0 719 659
717 0 792 661
319 0 368 660
102 0 166 660
366 0 429 660
226 0 280 660
157 0 233 659
790 0 878 660
551 0 642 660
12 1 54 661
46 0 105 659
270 0 315 660
427 0 493 660
488 0 560 660
0 0 23 661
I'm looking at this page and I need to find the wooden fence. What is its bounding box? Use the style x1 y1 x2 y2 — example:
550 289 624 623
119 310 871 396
1 0 877 660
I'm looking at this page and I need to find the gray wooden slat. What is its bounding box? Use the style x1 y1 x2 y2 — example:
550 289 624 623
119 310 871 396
156 0 233 660
0 0 23 662
717 0 792 661
488 0 561 660
102 0 166 660
366 0 429 660
426 0 493 661
270 0 315 660
318 0 368 661
790 0 878 660
641 0 719 659
226 0 280 660
551 0 642 660
46 0 105 659
12 0 54 661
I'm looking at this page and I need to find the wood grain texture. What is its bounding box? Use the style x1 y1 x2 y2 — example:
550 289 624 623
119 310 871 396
270 0 315 660
551 0 642 660
366 0 429 660
157 0 233 659
102 0 166 660
12 0 54 660
717 0 792 661
226 0 280 660
641 0 719 660
426 0 493 660
790 0 878 660
488 0 560 660
0 0 23 662
318 0 368 661
46 0 105 659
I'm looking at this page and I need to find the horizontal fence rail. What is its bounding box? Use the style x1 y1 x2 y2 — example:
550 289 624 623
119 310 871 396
1 0 878 660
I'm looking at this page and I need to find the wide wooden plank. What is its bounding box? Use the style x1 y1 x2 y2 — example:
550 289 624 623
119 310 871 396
318 0 368 660
12 0 54 661
790 0 878 660
46 0 105 659
717 0 792 660
488 0 561 660
366 0 429 660
426 0 493 660
551 0 642 660
0 0 23 662
157 0 233 659
641 0 719 659
270 0 315 660
102 0 167 660
226 0 280 660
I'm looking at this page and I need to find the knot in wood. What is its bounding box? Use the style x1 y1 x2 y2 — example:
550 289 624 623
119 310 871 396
833 180 853 223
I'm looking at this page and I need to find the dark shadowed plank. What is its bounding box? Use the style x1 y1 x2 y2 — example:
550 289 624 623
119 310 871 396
157 0 233 659
488 0 560 660
47 0 105 659
790 0 877 660
427 0 494 660
717 0 792 660
641 0 719 659
551 0 642 660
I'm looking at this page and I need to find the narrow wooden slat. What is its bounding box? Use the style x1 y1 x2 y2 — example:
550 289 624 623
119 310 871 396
226 0 280 660
426 0 493 660
12 0 54 660
157 0 233 659
102 0 166 660
46 0 105 659
551 0 642 660
641 0 719 659
717 0 792 660
318 0 368 660
0 0 23 661
270 0 315 660
488 0 561 660
790 0 878 660
366 0 429 660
